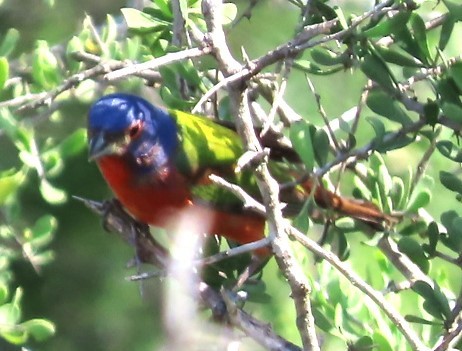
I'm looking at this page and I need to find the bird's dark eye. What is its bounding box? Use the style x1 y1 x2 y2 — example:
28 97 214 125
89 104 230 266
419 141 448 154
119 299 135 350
128 120 143 139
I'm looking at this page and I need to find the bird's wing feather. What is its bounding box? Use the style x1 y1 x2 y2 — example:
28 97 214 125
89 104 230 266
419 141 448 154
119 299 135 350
169 109 260 212
169 109 244 175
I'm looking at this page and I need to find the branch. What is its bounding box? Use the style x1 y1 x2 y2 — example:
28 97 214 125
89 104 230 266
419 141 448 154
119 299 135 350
377 235 434 289
16 51 162 112
202 1 319 349
433 313 462 351
287 226 430 351
104 46 212 81
74 197 301 351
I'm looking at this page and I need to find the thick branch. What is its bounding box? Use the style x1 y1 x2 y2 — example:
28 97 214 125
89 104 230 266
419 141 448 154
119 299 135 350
202 1 319 349
76 197 301 351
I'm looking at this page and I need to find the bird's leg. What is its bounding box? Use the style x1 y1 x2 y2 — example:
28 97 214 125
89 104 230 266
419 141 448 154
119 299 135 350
101 198 161 285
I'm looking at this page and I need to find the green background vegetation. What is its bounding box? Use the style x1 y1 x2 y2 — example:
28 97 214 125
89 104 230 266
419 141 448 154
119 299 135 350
1 0 462 350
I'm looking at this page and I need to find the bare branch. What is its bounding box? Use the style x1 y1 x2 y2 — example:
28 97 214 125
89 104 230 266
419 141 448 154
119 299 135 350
74 196 301 351
377 235 434 288
17 51 162 112
288 226 430 351
104 46 212 81
202 1 319 349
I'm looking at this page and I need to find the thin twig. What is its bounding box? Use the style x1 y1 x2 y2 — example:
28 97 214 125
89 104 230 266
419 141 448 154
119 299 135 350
377 235 434 288
433 313 462 351
306 76 341 151
288 226 430 351
104 46 212 81
17 51 162 112
209 174 265 213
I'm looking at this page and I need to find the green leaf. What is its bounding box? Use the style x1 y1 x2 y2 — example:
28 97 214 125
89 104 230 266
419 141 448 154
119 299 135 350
42 150 63 178
437 78 461 105
353 173 372 201
409 13 430 63
353 336 374 350
399 219 427 236
398 237 429 273
289 121 315 172
0 168 25 205
293 201 310 234
443 0 462 22
439 17 454 50
363 11 410 38
372 332 393 351
436 140 462 163
366 116 386 142
313 128 329 166
432 282 452 320
375 155 393 212
28 215 57 248
153 0 172 17
32 40 60 89
121 8 169 30
0 283 8 305
0 288 22 326
312 306 334 332
335 230 350 261
413 281 451 321
367 90 413 125
425 222 439 256
39 179 67 204
66 36 84 72
311 48 343 66
441 210 458 231
102 14 118 44
441 102 462 124
405 314 442 325
0 328 27 345
293 59 343 75
0 28 20 57
334 217 356 233
374 45 423 67
399 166 413 210
390 176 405 210
449 62 462 93
440 171 462 194
176 60 203 88
0 57 9 90
20 319 55 341
406 188 431 212
361 53 396 92
440 211 462 252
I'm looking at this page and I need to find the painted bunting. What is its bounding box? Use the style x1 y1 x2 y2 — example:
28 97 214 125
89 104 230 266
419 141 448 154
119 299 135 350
87 93 393 256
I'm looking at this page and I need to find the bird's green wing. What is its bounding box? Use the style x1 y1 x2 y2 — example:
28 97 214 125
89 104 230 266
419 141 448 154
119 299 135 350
169 109 259 211
170 109 244 174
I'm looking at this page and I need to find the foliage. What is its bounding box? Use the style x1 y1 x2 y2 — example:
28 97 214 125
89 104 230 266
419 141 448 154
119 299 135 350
2 0 462 350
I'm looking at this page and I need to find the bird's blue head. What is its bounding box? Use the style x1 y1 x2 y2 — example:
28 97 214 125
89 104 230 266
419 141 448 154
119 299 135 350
88 93 178 176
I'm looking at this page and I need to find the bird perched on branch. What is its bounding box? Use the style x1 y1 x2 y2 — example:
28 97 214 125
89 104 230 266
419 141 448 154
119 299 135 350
87 93 394 257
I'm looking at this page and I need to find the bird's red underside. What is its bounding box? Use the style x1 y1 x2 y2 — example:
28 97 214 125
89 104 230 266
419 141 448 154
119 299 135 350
97 156 267 255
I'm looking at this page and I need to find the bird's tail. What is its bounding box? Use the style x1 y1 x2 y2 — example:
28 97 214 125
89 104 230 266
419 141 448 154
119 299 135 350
300 179 399 230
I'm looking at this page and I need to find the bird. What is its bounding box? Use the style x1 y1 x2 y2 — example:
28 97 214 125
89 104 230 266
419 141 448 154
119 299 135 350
87 93 394 258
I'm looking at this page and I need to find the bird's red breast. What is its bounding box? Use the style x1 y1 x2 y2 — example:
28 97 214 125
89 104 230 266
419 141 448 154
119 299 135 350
97 155 267 255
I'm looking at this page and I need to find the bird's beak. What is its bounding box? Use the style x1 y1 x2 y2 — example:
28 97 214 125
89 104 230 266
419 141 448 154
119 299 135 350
88 133 113 161
88 133 130 161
